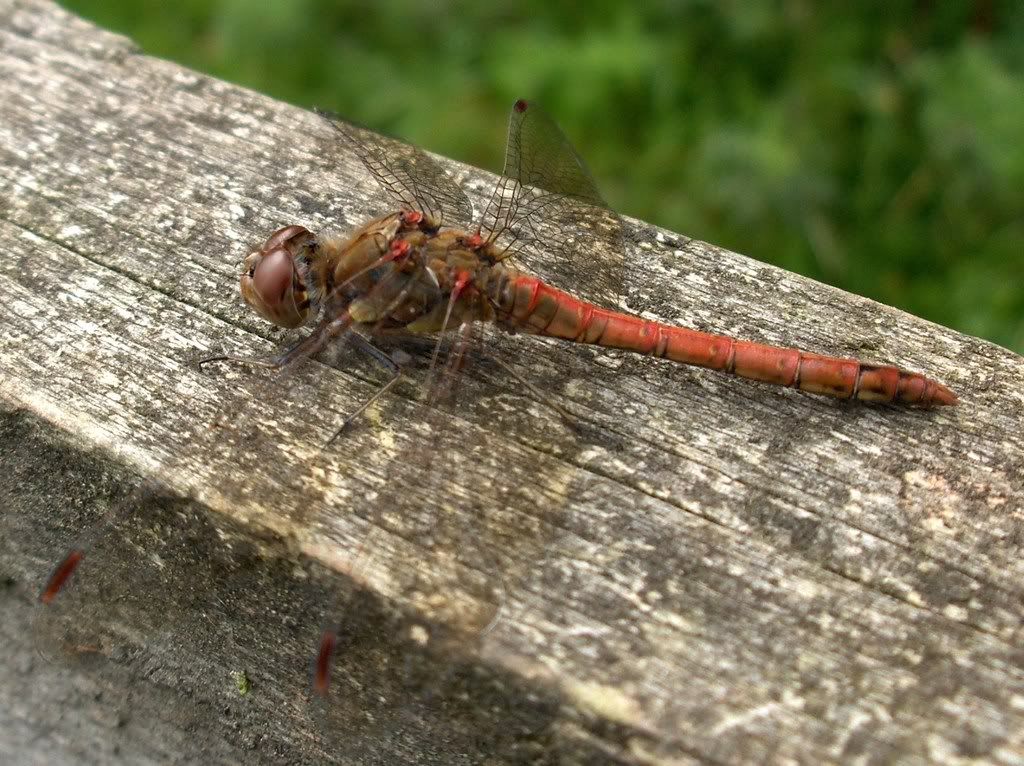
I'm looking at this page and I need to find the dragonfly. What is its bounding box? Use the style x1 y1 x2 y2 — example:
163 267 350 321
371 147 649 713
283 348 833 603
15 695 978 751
38 97 957 703
236 98 956 429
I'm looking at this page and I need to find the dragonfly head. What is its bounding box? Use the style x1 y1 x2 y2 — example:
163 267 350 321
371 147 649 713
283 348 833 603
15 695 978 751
241 225 318 329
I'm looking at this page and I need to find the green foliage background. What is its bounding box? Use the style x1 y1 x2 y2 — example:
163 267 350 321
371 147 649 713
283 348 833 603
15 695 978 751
61 1 1024 352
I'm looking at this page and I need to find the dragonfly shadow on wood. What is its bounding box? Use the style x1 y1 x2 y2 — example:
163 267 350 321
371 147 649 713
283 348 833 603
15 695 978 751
10 408 601 763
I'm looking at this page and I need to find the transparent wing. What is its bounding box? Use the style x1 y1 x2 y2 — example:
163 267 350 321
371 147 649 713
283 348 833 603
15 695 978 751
309 316 584 745
477 99 626 308
316 108 475 229
319 102 625 308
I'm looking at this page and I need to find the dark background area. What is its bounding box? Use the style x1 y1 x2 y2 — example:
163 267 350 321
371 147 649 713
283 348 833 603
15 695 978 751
60 0 1024 353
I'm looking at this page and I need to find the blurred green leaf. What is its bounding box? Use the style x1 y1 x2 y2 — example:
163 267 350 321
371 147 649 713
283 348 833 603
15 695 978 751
59 0 1024 352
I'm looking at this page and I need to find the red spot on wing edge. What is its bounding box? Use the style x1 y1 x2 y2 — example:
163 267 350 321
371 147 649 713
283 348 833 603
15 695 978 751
514 99 529 113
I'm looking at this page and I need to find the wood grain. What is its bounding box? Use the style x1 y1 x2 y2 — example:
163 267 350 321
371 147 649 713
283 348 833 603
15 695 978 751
1 2 1022 763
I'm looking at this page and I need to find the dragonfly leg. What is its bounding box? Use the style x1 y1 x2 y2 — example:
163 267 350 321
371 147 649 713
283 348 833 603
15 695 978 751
197 311 354 373
196 351 278 372
488 353 577 426
427 272 470 373
422 271 475 402
323 333 402 445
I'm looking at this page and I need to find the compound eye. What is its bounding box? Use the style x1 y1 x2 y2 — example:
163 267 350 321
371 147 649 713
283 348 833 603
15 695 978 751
252 248 293 309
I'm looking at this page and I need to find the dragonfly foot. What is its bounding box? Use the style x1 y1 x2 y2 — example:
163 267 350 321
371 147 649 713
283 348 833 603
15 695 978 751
196 352 280 372
322 415 359 448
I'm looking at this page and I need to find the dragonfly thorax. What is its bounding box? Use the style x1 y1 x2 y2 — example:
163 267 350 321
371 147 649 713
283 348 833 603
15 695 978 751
242 213 486 334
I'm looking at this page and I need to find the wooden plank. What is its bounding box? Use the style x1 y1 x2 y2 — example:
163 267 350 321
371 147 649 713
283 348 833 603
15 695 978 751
1 1 1022 763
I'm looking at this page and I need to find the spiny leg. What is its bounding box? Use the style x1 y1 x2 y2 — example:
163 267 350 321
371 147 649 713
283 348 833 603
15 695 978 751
426 270 473 399
487 352 577 426
480 292 578 426
322 333 403 446
198 311 355 372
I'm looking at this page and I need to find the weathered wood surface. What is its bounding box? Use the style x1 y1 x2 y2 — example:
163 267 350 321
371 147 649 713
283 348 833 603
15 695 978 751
2 2 1023 764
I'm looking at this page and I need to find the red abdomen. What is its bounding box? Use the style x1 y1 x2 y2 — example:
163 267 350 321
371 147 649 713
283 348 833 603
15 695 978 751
492 273 956 407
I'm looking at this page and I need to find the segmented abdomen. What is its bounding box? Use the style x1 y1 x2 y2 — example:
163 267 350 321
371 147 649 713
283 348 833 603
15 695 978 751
491 272 956 407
